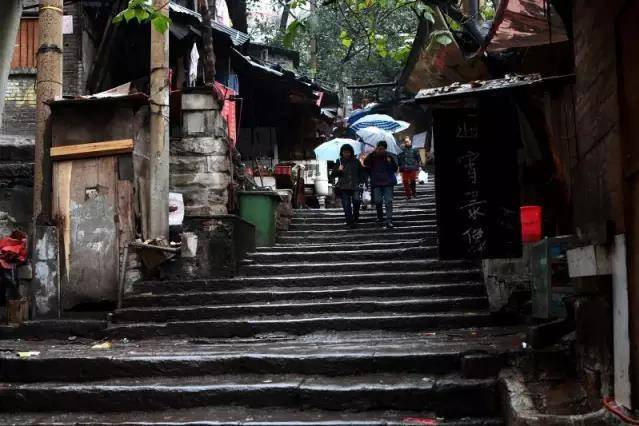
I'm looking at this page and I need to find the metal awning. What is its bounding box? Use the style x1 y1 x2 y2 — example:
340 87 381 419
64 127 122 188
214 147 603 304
414 74 574 103
169 2 250 47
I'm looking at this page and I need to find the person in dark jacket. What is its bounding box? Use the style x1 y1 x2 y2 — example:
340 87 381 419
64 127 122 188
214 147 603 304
331 144 365 228
364 141 398 228
398 136 422 200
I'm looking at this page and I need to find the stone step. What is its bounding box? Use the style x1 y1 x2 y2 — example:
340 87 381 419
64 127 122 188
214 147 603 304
0 327 524 381
132 270 483 294
261 239 427 252
240 259 477 276
104 311 493 339
0 348 475 383
124 282 487 308
281 224 436 238
293 208 434 218
277 230 437 245
0 408 503 425
0 373 498 417
304 202 437 213
290 215 436 227
112 296 489 323
245 246 437 263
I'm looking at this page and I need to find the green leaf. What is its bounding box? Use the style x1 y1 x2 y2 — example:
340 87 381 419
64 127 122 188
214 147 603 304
339 30 352 48
123 8 136 23
435 34 453 45
423 11 435 23
151 15 170 33
283 20 303 47
134 8 150 23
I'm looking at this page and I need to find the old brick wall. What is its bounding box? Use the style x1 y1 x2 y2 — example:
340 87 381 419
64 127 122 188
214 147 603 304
571 0 626 243
2 71 37 135
62 2 84 97
1 3 86 137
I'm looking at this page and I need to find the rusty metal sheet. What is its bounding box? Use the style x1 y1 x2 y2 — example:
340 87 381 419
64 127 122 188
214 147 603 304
486 0 568 52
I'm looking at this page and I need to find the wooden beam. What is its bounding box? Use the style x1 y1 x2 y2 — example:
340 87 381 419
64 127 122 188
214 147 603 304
50 139 133 161
347 81 397 90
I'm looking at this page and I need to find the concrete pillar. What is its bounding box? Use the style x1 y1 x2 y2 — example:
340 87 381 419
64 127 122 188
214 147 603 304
170 89 231 216
0 0 22 125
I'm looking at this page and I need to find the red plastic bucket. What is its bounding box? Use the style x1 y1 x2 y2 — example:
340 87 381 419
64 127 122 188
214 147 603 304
274 165 292 176
520 206 542 242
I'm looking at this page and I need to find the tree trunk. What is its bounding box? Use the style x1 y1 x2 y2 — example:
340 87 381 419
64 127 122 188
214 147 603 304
227 0 248 33
199 0 216 85
34 0 63 225
148 0 170 239
279 0 292 35
0 0 22 125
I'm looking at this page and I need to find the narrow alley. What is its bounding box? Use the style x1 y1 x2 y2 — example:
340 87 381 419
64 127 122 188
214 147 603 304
0 183 524 424
1 0 637 424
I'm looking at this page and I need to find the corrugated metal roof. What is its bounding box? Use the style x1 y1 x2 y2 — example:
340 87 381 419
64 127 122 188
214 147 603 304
415 74 543 102
46 93 149 107
169 2 250 47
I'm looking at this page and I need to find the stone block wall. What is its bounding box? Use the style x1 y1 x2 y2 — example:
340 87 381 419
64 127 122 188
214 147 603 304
170 92 231 216
0 135 34 228
482 244 533 313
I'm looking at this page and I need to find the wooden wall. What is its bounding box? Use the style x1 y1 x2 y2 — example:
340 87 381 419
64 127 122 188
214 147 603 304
571 0 626 243
49 102 148 310
11 18 38 70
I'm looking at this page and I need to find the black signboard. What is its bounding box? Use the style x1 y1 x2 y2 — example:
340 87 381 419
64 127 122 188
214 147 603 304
433 96 522 259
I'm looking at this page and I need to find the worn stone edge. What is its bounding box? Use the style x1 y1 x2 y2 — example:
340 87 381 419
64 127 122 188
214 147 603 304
499 368 610 426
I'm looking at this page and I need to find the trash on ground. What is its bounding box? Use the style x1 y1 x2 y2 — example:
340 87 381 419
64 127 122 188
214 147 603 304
402 417 438 425
17 351 40 358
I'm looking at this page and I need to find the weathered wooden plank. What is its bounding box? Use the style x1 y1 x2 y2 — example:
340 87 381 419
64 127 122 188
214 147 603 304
50 139 133 161
117 179 135 248
19 22 27 68
54 157 119 310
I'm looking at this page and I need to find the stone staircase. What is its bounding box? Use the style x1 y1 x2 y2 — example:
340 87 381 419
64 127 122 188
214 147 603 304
0 181 524 424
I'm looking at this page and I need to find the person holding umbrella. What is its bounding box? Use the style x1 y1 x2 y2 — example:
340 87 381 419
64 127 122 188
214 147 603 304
398 135 422 200
364 141 398 229
331 144 365 228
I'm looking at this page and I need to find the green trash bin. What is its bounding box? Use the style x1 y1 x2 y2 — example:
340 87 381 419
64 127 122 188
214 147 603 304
238 191 281 247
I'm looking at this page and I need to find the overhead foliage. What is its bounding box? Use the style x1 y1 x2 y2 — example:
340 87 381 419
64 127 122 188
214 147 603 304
252 0 427 87
113 0 172 33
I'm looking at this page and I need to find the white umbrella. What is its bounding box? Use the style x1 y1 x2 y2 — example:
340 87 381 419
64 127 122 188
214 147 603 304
356 127 401 155
350 114 410 133
314 138 360 161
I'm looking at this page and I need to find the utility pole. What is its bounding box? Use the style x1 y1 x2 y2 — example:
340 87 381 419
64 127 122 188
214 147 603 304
148 0 170 239
0 0 22 125
34 0 63 224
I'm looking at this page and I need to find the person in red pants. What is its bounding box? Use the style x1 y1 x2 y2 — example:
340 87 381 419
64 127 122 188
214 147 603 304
398 136 422 200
